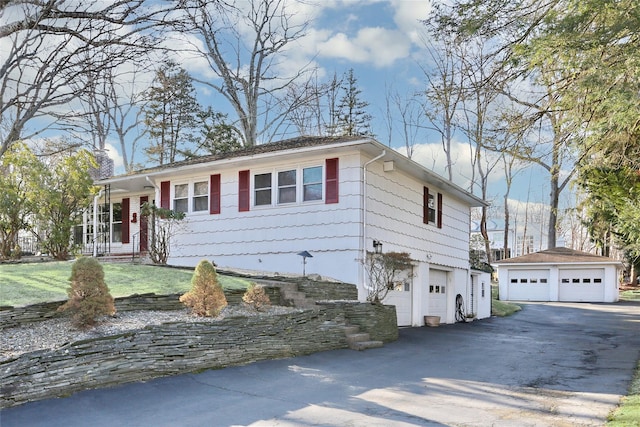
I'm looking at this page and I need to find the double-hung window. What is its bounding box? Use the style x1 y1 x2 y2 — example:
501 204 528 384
254 173 272 206
278 170 297 204
303 166 323 201
193 181 208 212
174 184 188 213
423 187 443 228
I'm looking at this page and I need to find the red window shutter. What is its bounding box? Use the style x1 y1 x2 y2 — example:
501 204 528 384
423 187 429 224
160 181 170 209
122 198 130 244
210 174 221 214
437 192 443 229
238 170 250 212
325 158 339 204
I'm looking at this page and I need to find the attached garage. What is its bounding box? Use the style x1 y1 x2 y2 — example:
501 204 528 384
495 247 621 303
428 269 448 320
383 283 412 326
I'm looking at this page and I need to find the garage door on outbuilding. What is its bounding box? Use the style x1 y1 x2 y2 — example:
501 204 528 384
495 247 621 303
558 268 605 302
506 269 550 301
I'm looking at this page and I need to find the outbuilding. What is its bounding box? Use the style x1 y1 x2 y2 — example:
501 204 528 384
495 247 622 303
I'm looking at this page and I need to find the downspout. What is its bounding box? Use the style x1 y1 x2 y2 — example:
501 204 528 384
92 188 104 258
145 176 160 192
361 150 386 291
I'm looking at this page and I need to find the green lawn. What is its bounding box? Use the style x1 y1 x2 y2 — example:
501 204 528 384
0 261 250 307
620 289 640 301
608 359 640 426
491 284 522 317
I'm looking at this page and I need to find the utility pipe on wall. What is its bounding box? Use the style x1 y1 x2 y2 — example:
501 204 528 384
361 150 386 291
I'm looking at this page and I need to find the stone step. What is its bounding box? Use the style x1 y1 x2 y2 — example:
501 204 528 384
346 333 371 345
350 340 384 351
342 325 360 335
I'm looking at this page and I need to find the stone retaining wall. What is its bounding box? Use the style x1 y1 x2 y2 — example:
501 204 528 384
0 289 282 330
0 302 396 408
0 277 353 330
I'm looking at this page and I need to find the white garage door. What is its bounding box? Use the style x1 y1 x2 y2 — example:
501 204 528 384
383 280 412 326
507 269 550 301
558 268 605 302
428 269 448 320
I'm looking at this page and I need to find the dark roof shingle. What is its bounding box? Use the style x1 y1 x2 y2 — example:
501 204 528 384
495 247 620 264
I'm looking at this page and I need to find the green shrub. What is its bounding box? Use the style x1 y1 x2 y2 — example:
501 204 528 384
180 260 227 316
242 282 271 311
57 257 116 328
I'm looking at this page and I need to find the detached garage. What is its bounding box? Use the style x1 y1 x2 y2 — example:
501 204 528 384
495 247 622 303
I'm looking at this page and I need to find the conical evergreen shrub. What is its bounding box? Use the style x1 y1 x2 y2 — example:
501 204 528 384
180 259 228 316
242 282 271 311
57 257 116 328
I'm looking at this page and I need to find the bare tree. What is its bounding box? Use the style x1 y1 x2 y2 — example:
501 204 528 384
418 30 466 181
458 39 504 263
176 0 310 146
383 87 422 159
106 68 150 172
0 0 165 158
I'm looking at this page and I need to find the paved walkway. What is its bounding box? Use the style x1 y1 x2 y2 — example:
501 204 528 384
2 301 640 426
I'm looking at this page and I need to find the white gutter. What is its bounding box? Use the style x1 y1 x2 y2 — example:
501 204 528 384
92 188 103 257
361 150 386 290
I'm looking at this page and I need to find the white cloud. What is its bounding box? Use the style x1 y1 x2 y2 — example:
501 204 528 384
398 140 504 191
389 0 432 44
318 27 411 67
105 142 124 172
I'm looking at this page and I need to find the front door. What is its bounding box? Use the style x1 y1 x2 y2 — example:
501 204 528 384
140 196 149 252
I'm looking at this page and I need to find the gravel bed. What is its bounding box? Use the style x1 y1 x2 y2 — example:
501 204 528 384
0 305 301 362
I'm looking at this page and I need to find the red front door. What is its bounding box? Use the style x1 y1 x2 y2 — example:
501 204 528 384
140 196 149 252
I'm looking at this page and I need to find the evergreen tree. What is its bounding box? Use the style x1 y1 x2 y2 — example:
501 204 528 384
332 69 374 137
143 60 202 165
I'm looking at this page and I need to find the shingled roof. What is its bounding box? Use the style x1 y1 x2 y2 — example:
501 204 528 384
130 135 367 175
495 247 621 265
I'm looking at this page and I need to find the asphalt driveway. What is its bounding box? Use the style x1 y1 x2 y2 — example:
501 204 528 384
2 301 639 426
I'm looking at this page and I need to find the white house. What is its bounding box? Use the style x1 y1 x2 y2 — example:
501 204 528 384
495 247 622 303
86 136 489 326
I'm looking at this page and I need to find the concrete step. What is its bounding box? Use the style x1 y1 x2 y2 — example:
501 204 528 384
350 340 384 351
